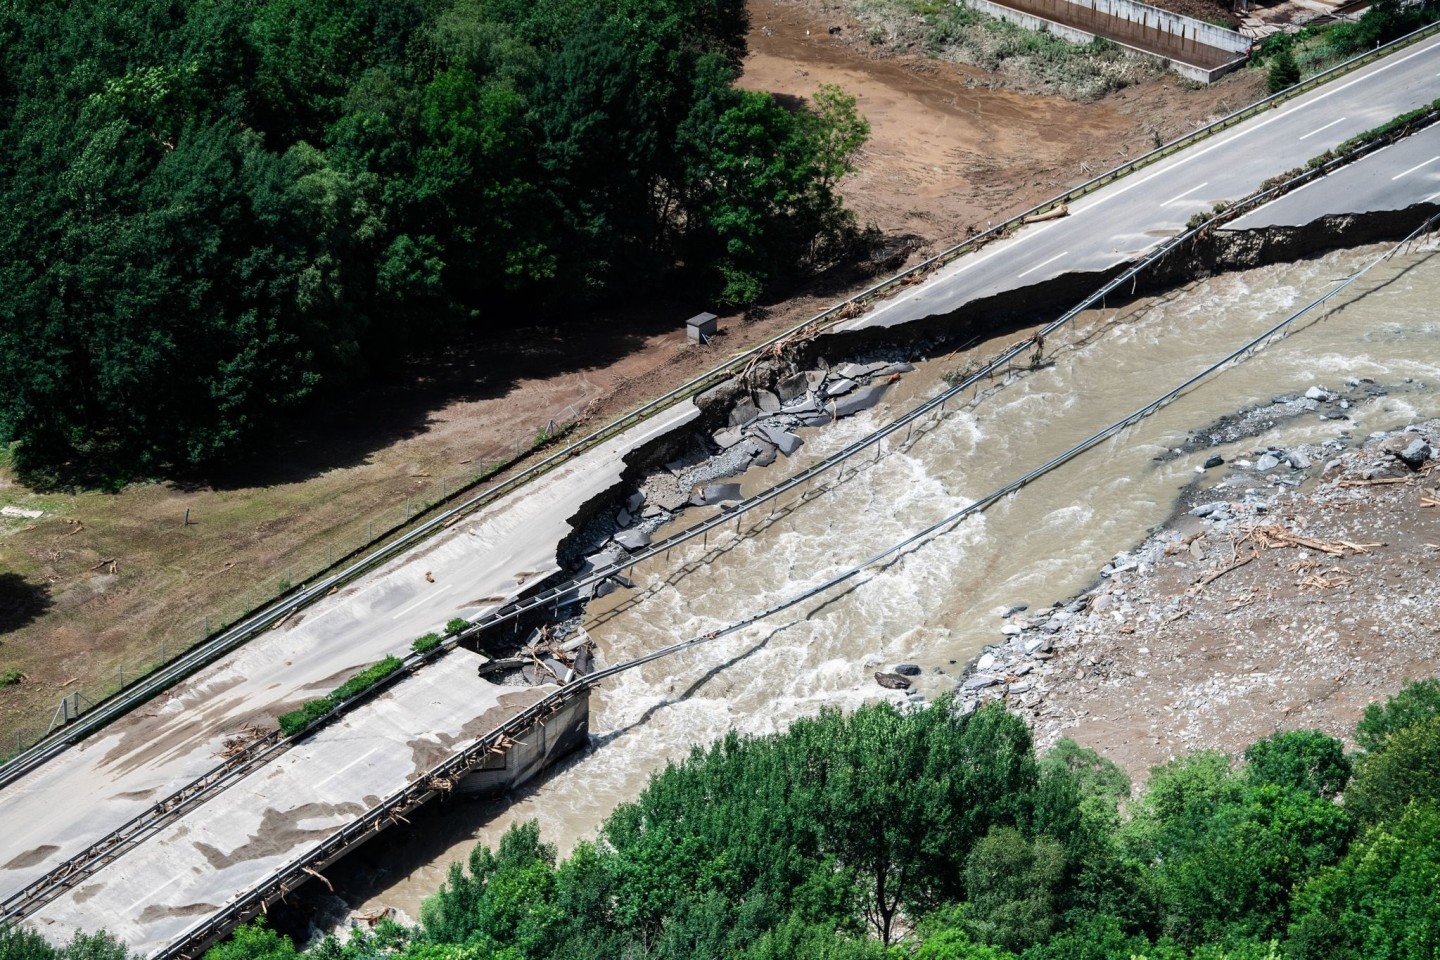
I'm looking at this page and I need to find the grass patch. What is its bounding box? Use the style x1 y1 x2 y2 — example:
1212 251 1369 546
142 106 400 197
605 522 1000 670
846 0 1164 99
277 655 404 737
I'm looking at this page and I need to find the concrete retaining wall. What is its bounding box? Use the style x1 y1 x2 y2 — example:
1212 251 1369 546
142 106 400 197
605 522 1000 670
964 0 1249 83
1083 0 1249 51
459 691 590 796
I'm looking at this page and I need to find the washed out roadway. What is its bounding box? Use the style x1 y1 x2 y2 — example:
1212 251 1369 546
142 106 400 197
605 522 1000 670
0 402 697 906
842 32 1440 333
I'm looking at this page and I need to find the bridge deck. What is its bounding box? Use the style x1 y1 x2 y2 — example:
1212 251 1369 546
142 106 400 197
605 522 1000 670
29 653 549 957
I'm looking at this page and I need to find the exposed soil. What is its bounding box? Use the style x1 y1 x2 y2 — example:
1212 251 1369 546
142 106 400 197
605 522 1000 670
0 0 1263 749
998 421 1440 783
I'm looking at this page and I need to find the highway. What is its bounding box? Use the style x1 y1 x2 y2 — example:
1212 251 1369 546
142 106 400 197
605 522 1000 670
0 401 696 907
843 31 1440 332
1227 121 1440 229
3 29 1440 956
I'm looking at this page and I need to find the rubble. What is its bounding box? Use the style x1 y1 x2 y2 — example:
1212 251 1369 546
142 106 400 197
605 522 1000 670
951 420 1440 781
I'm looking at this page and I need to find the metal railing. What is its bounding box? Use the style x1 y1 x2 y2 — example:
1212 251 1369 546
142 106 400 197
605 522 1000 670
9 96 1440 928
3 10 1436 793
152 209 1440 960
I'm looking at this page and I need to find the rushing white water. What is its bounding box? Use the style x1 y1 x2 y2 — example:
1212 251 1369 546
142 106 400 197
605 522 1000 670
335 239 1440 924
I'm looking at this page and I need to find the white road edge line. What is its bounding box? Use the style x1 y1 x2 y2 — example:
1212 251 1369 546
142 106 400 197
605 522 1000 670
862 35 1440 325
1392 156 1440 180
1162 181 1210 204
1299 116 1347 140
1016 251 1070 279
391 585 453 620
317 749 378 789
1424 190 1440 202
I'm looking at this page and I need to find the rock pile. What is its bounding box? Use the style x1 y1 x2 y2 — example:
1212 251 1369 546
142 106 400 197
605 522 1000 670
964 418 1440 780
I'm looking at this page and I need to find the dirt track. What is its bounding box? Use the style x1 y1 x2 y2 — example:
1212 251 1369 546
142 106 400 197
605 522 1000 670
0 0 1263 747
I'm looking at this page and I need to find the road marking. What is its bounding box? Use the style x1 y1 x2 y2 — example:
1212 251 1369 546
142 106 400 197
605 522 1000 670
1425 190 1440 203
317 749 378 788
391 585 453 619
1162 182 1209 204
1298 116 1347 140
127 874 181 913
1016 251 1070 279
856 34 1440 328
1392 156 1440 180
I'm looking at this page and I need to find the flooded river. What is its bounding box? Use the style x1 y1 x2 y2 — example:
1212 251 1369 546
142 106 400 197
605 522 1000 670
334 238 1440 927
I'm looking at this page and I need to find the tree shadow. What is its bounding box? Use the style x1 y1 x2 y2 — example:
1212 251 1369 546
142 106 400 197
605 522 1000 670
0 572 51 635
194 295 706 492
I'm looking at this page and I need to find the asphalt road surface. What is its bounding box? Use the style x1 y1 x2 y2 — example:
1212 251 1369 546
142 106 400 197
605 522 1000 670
0 402 696 906
843 32 1440 332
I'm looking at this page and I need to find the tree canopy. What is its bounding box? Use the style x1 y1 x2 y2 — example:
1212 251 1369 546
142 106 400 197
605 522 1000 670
0 0 869 485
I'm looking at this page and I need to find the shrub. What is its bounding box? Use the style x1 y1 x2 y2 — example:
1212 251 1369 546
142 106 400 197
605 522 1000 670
1 670 23 687
1243 729 1350 799
1266 48 1300 93
275 656 402 736
445 618 470 636
1345 714 1440 825
413 632 443 654
1355 677 1440 752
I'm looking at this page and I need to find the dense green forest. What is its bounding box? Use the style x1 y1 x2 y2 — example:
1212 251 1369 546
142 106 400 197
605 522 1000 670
0 0 869 484
7 680 1436 960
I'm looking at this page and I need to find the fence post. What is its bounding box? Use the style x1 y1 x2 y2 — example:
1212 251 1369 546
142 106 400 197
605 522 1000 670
160 639 166 664
118 665 123 690
204 615 210 638
368 520 373 542
328 544 333 566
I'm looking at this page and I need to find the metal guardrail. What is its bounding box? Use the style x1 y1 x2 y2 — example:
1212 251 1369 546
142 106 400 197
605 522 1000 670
3 1 1436 807
153 207 1440 960
8 82 1439 932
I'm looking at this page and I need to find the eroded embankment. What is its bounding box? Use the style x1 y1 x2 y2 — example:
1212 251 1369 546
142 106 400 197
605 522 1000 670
553 202 1440 578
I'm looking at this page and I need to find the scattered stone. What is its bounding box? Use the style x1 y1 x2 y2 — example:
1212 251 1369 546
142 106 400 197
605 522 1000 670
1190 502 1224 518
1397 438 1432 469
626 492 645 513
1304 385 1331 401
729 397 760 428
875 672 911 690
755 389 781 414
1002 603 1029 617
1255 453 1281 471
1001 624 1023 636
1287 450 1311 470
613 529 651 551
893 663 922 676
977 653 997 672
746 439 778 468
0 506 44 520
825 377 858 397
830 384 887 418
878 361 916 376
1203 454 1224 469
713 426 744 449
963 673 1000 690
755 422 804 456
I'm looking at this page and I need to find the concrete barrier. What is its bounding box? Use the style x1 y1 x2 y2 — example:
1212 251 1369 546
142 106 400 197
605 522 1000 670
964 0 1250 83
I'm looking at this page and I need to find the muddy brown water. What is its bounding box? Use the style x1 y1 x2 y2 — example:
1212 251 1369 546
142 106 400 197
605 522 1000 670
328 240 1440 930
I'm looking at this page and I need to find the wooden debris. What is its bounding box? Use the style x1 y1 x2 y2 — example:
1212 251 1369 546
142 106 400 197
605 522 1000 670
1420 496 1440 508
1337 476 1410 487
302 865 334 892
1196 549 1257 586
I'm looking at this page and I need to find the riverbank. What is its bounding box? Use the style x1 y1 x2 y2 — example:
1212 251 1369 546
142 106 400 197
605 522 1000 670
959 413 1440 782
